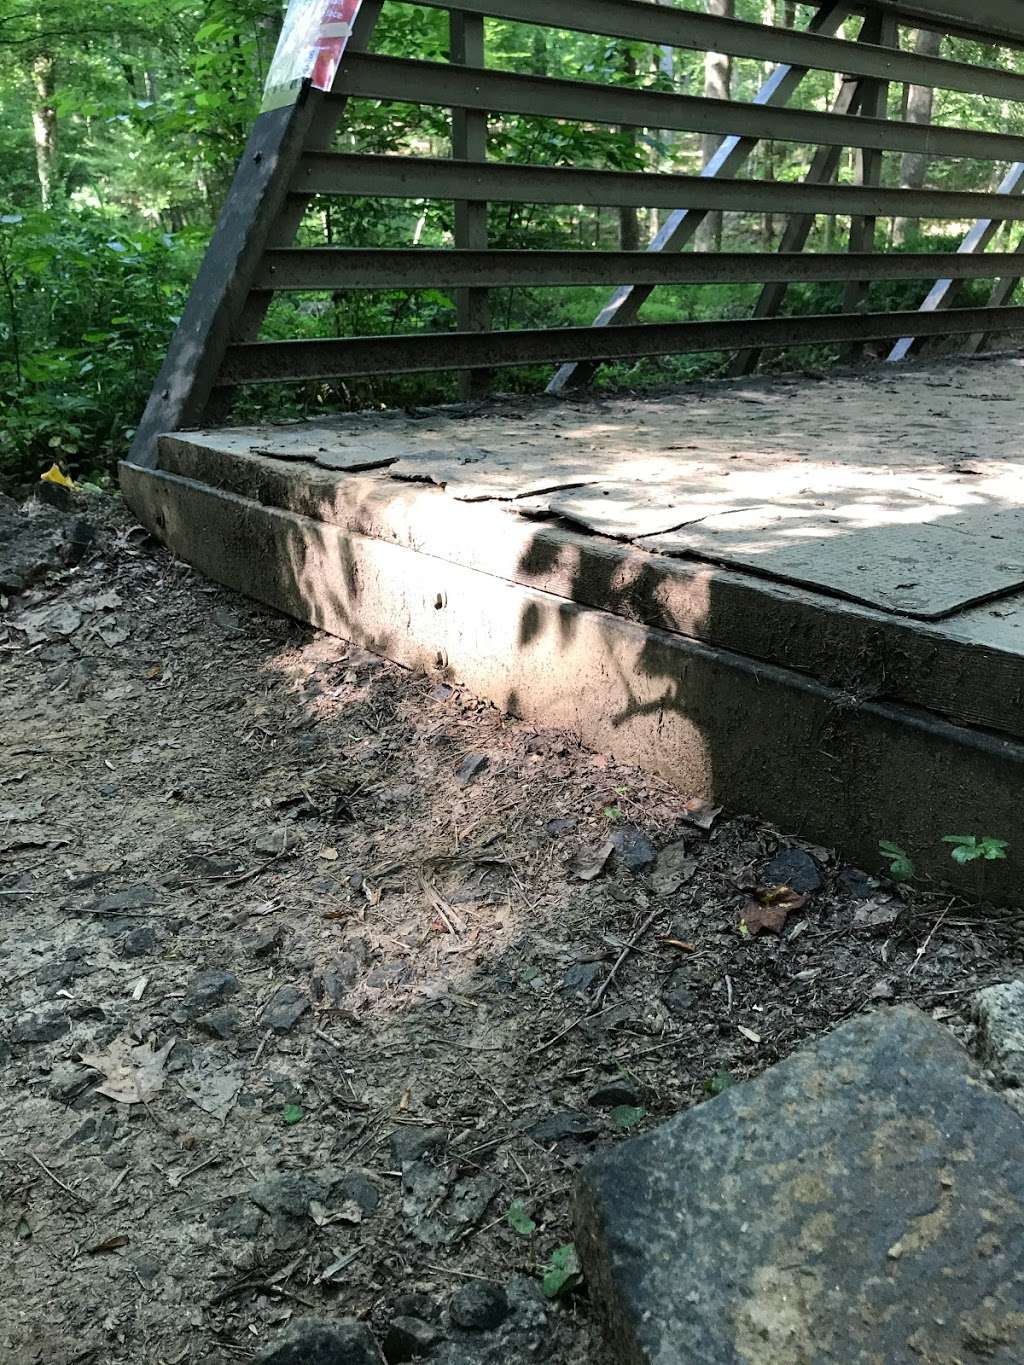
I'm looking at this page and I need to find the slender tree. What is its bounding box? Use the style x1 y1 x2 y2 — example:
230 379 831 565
894 28 943 244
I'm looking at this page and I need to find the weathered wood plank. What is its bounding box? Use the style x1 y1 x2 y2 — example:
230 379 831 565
153 433 1024 744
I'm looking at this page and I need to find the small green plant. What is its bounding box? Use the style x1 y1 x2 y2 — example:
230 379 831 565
942 835 1009 865
541 1243 583 1299
610 1104 646 1131
879 841 915 882
506 1200 537 1237
282 1103 304 1125
704 1071 737 1097
602 803 623 822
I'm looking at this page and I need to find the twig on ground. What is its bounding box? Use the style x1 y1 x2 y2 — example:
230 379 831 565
29 1151 92 1209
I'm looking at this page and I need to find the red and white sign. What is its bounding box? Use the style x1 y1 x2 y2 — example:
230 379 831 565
262 0 363 110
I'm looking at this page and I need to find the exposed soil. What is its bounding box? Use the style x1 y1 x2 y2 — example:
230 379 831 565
2 490 1023 1365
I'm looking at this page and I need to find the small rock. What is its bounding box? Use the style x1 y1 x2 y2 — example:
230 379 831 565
90 884 159 913
213 1199 265 1239
37 950 93 986
383 1317 443 1362
263 984 310 1034
588 1080 642 1110
392 1295 440 1324
249 1173 321 1219
449 1283 509 1333
455 753 489 787
527 1111 601 1145
390 1127 447 1167
48 1061 90 1102
316 953 361 1003
662 969 695 1016
254 826 300 857
869 978 896 1001
838 865 879 900
248 925 284 958
198 1007 241 1040
545 817 577 838
561 962 602 995
11 1010 70 1044
972 980 1024 1113
252 1318 383 1365
186 969 239 1014
334 1172 380 1215
367 962 412 989
119 925 160 958
762 847 823 894
610 825 657 874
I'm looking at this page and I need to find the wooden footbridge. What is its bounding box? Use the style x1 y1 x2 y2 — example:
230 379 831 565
123 0 1024 897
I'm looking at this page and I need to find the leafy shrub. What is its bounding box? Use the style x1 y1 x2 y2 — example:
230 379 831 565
0 207 199 488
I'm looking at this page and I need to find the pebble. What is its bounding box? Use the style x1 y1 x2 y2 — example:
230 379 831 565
334 1172 380 1215
610 825 657 874
561 962 602 994
11 1010 70 1044
450 1283 509 1332
662 968 696 1016
588 1080 642 1109
762 847 823 894
249 1173 321 1219
262 984 310 1033
185 969 238 1013
119 925 160 958
527 1111 601 1144
389 1126 447 1167
383 1317 443 1362
197 1006 241 1040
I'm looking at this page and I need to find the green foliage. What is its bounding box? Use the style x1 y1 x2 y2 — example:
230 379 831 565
879 841 916 882
541 1243 582 1299
942 834 1009 865
506 1200 537 1237
0 208 196 483
610 1104 646 1130
704 1071 737 1097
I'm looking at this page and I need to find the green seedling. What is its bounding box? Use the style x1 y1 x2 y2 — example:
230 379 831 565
942 834 1009 866
542 1243 583 1299
506 1200 537 1237
879 840 915 882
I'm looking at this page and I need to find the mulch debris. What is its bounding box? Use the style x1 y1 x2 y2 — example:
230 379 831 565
2 489 1023 1364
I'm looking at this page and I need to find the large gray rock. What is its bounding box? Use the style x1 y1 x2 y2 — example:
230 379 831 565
576 1007 1024 1364
972 980 1024 1115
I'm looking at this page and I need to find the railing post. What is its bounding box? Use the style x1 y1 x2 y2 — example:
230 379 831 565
843 7 897 358
449 8 490 398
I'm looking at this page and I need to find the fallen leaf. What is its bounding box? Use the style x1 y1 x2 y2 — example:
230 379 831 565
81 1036 174 1105
738 903 789 937
738 1025 762 1044
650 840 696 896
569 838 615 882
681 798 722 831
41 462 76 490
176 1050 242 1121
86 1234 129 1255
318 847 339 861
658 937 697 952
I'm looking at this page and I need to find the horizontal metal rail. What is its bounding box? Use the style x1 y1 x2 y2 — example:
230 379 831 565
402 0 1024 92
335 56 1024 161
218 304 1024 383
254 248 1024 291
294 153 1024 221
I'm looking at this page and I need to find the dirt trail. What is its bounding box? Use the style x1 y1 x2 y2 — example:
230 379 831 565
2 492 1021 1365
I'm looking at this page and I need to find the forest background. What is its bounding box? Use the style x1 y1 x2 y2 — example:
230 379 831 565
0 0 1019 486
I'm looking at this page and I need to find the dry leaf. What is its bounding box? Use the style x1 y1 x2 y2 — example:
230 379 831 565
569 838 615 882
658 937 697 952
87 1234 130 1255
738 1025 762 1044
739 903 788 937
681 798 722 831
319 847 339 861
81 1036 174 1105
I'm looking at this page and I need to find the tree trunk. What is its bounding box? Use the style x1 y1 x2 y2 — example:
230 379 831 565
894 28 943 244
619 47 640 251
31 51 58 208
697 0 734 251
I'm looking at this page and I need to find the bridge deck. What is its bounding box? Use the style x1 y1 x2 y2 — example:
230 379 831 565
121 355 1024 898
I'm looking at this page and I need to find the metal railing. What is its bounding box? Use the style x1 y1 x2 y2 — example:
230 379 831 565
130 0 1024 464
